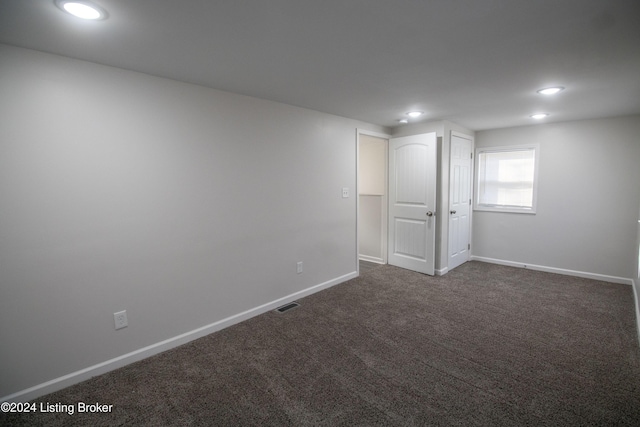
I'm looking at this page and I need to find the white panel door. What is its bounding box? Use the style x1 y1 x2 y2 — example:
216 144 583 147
448 133 472 271
388 133 437 275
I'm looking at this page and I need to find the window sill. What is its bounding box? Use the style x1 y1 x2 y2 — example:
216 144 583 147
474 206 536 214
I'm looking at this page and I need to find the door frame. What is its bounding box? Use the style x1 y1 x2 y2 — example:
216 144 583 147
356 128 390 274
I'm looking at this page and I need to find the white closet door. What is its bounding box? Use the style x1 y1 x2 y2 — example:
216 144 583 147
448 133 472 271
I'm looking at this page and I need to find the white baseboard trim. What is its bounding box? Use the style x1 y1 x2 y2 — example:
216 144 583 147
1 271 358 403
358 255 385 264
435 267 448 276
470 256 633 286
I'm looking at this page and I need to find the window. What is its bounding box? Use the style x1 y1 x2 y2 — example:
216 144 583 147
475 145 539 214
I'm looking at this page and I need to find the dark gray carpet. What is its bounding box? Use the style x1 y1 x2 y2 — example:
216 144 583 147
3 261 640 426
359 260 383 274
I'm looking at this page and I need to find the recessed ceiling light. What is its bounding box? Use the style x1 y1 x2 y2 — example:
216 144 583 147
55 0 107 20
398 119 409 124
406 111 424 118
537 87 564 95
530 113 549 120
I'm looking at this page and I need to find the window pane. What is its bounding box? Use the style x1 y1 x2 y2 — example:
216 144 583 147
478 149 535 208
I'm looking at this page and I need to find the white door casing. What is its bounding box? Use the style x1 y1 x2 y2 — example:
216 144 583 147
448 132 472 271
388 133 437 275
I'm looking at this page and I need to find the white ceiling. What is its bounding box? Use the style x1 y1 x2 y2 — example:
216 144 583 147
1 0 639 130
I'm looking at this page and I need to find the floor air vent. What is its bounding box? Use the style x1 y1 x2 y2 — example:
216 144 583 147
275 302 300 313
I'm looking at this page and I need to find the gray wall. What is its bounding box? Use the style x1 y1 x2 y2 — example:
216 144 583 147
636 200 640 334
473 116 640 280
637 201 640 284
0 44 387 398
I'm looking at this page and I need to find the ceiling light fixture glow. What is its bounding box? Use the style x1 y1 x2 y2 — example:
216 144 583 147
406 111 424 118
398 119 409 124
55 0 107 20
530 113 549 120
537 87 564 95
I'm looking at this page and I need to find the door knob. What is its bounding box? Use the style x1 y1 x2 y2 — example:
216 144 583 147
426 211 434 217
450 210 456 214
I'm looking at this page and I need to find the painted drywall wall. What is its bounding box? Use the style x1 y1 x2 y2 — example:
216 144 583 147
0 44 388 399
635 200 640 341
358 195 384 261
473 116 640 280
392 120 475 274
358 135 386 195
637 200 640 283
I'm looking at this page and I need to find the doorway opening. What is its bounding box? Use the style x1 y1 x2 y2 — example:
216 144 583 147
357 130 388 271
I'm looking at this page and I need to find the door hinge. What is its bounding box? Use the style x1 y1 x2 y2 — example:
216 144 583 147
469 199 472 205
470 152 473 159
468 243 471 250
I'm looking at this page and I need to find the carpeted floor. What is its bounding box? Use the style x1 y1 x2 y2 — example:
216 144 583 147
2 261 640 426
359 260 383 274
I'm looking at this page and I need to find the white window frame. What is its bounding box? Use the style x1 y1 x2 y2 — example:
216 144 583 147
474 144 539 214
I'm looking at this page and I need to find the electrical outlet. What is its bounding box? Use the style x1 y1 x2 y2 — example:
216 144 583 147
114 310 128 330
342 187 349 198
296 261 303 274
